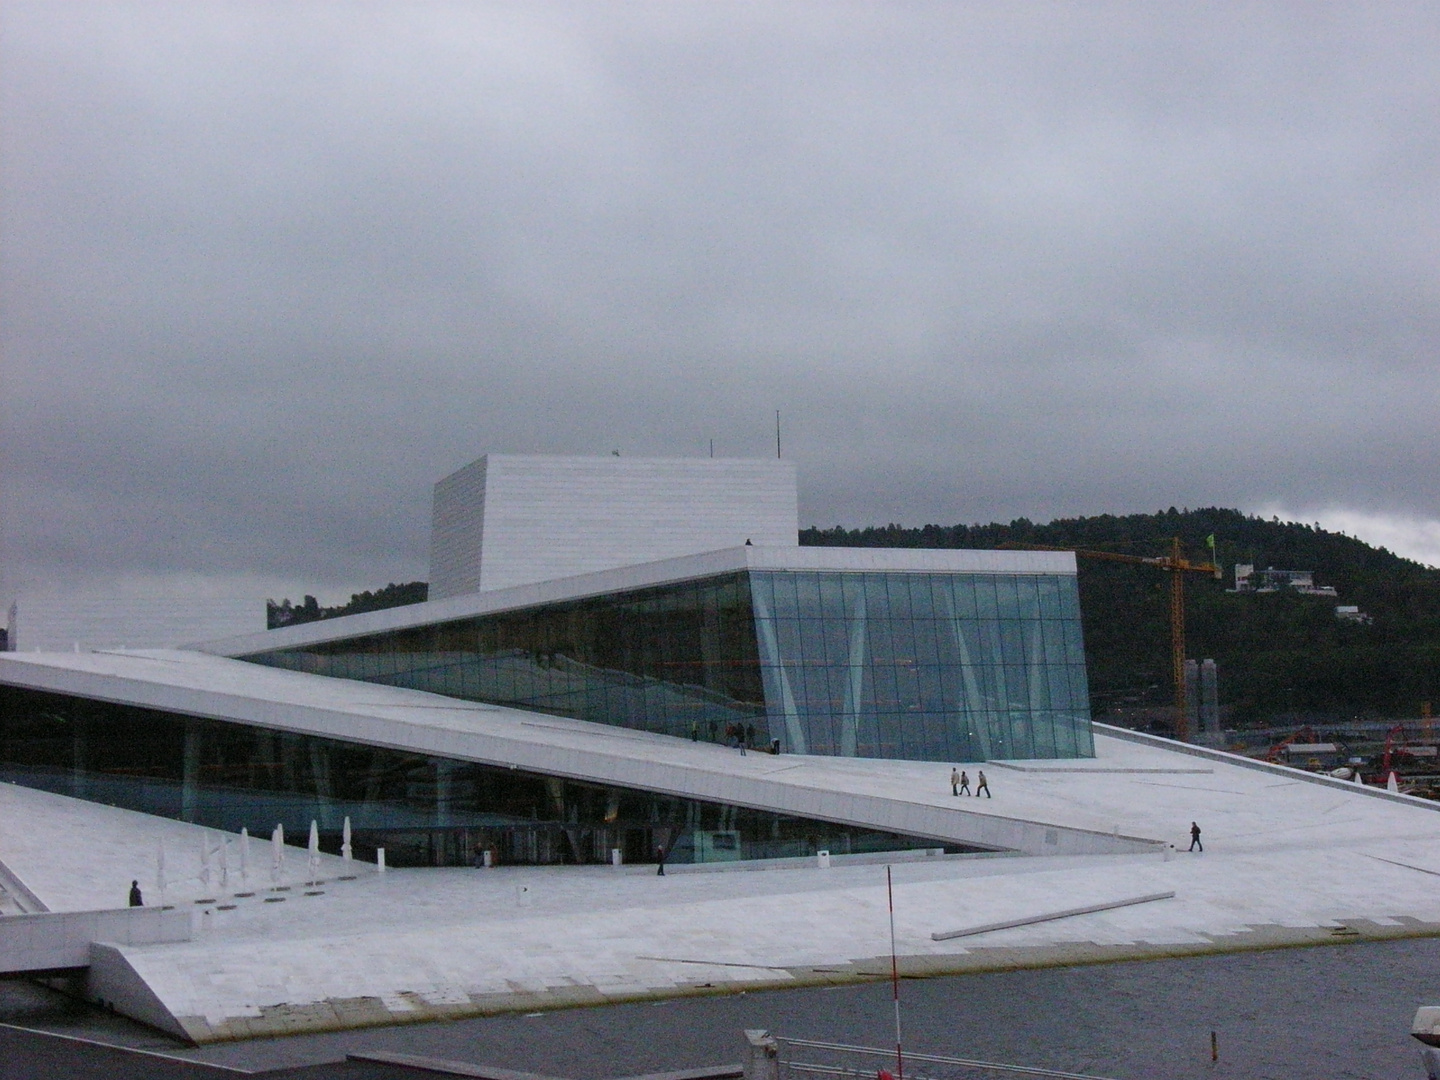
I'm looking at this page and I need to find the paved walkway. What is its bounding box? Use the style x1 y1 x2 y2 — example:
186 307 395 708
3 729 1440 1042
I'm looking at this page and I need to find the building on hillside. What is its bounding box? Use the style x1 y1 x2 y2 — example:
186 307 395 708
0 454 1093 869
1232 564 1339 597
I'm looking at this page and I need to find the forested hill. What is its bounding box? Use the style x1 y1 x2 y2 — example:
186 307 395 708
803 508 1440 728
267 581 428 629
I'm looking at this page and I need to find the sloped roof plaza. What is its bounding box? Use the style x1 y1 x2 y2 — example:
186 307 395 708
2 454 1438 1042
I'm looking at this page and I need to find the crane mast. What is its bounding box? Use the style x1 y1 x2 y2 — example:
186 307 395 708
1002 537 1221 741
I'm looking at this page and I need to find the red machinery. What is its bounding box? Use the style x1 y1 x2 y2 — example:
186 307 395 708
1264 726 1318 764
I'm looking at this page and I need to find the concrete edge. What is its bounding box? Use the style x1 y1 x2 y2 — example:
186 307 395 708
168 916 1440 1043
85 941 195 1043
1093 722 1440 811
347 1050 568 1079
0 855 50 913
617 1067 744 1080
0 1023 255 1074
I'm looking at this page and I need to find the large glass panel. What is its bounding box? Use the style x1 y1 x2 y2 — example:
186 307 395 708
882 574 913 620
794 573 824 620
908 575 938 621
0 686 985 868
974 578 999 621
242 568 1093 763
1037 575 1063 620
949 576 978 620
1062 619 1087 667
768 572 799 621
998 620 1027 668
1015 576 1041 622
740 570 1093 761
994 577 1020 621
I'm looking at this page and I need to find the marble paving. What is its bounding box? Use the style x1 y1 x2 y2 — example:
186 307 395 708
4 728 1440 1043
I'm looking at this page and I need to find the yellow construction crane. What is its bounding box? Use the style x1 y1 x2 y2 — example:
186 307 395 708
1001 537 1222 741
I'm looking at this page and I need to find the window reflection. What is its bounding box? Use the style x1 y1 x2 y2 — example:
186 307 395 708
0 687 974 867
244 569 1093 762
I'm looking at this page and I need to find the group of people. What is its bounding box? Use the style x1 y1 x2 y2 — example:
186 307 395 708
691 722 771 754
693 719 760 753
949 767 990 798
942 769 1205 853
726 721 755 753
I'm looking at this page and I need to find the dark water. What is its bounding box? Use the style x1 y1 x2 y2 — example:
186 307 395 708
6 938 1440 1079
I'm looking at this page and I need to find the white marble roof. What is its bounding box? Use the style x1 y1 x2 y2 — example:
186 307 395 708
193 544 1076 657
3 703 1440 1044
0 647 1139 856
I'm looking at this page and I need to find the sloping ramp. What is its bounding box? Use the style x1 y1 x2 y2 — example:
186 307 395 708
86 941 194 1041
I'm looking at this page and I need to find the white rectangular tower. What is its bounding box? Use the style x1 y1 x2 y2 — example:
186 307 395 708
428 454 798 598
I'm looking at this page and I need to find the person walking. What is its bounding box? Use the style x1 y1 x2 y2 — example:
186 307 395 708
1189 821 1203 852
975 770 990 798
950 767 960 796
656 846 667 876
959 770 972 796
128 880 143 907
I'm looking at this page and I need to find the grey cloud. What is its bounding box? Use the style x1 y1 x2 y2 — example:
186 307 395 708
4 2 1440 596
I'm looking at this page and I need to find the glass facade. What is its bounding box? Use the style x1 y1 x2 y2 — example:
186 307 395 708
242 569 1093 762
751 571 1093 760
249 571 765 741
0 685 970 868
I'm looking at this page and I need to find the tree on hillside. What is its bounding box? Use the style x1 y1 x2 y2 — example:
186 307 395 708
267 582 428 629
803 509 1440 727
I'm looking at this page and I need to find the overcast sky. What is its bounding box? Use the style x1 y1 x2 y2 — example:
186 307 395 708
4 2 1439 605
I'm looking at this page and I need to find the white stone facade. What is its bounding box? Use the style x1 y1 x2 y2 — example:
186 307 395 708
428 454 798 598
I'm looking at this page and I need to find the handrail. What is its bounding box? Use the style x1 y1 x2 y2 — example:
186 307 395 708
777 1038 1119 1080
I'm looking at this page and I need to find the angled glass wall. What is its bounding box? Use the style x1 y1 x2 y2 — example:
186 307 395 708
751 571 1092 760
247 572 765 742
241 568 1093 761
0 685 968 868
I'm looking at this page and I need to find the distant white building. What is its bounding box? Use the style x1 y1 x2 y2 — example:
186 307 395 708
1232 564 1339 597
428 453 799 598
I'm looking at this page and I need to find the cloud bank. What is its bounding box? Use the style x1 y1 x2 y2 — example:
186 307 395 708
4 2 1438 600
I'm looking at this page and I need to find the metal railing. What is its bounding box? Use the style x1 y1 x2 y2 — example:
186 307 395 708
774 1037 1119 1080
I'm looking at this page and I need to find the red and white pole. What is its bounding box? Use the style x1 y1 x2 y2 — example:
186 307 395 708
887 864 904 1080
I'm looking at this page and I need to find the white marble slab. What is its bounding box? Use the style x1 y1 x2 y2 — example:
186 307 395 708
4 724 1440 1041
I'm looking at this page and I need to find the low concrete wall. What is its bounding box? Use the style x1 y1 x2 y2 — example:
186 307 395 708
0 905 190 974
